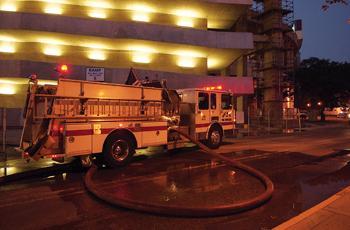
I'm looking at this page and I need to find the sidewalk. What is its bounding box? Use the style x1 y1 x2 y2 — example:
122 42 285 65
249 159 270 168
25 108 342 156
221 121 350 157
0 146 68 178
274 186 350 230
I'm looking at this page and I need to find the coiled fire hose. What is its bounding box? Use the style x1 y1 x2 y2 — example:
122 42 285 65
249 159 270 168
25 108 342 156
84 128 274 217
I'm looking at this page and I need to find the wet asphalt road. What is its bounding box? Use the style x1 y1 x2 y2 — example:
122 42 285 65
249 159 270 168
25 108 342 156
1 147 350 230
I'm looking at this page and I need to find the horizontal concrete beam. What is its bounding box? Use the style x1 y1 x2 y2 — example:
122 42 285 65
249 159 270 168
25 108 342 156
203 0 252 4
1 60 253 96
0 12 253 50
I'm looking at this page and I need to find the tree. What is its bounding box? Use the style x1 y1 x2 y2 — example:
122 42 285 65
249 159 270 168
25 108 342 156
322 0 349 10
295 58 350 110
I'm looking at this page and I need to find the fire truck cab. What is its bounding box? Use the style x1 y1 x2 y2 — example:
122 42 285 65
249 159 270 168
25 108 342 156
20 78 235 167
177 88 234 149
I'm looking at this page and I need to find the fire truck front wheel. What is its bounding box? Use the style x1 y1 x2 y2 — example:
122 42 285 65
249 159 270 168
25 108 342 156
207 125 223 149
103 134 135 167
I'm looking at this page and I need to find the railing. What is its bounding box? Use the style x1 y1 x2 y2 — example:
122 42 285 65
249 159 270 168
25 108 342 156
33 94 165 120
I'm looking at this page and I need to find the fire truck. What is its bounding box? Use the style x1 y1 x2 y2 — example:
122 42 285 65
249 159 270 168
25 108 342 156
20 75 235 167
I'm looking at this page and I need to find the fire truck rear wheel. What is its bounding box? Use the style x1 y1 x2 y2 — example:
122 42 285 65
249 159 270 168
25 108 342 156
103 135 135 167
207 126 222 149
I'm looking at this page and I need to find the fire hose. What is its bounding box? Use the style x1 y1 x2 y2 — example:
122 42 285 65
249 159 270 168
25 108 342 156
84 128 274 217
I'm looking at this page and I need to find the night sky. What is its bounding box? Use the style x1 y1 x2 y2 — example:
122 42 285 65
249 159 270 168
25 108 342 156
294 0 350 62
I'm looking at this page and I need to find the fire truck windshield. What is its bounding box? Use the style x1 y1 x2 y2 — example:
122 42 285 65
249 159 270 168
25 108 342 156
222 94 232 110
198 92 209 110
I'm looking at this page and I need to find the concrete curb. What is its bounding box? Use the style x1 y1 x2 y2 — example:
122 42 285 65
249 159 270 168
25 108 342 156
274 186 350 230
0 162 77 185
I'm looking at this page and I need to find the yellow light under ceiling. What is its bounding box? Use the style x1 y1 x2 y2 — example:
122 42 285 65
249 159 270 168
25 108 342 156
0 36 18 42
38 38 66 45
84 0 112 9
177 18 194 28
0 42 16 53
132 13 150 22
43 46 62 56
128 3 154 23
132 52 152 64
83 43 108 49
173 9 199 28
43 0 68 3
127 4 155 13
174 50 205 58
44 4 63 15
173 9 199 18
0 78 57 86
128 45 156 54
0 84 16 95
88 9 107 19
88 50 106 60
177 56 196 68
208 58 220 69
0 2 17 12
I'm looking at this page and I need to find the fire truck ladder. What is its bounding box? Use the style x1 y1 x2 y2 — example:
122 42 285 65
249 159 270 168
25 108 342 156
31 94 165 120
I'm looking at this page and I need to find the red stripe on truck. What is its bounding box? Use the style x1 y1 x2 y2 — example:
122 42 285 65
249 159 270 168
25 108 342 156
196 123 211 128
141 126 168 131
221 122 233 126
63 126 168 137
101 126 167 134
65 129 93 136
196 122 233 128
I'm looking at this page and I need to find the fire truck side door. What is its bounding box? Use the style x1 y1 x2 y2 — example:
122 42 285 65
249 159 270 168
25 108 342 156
196 92 210 134
210 93 220 121
220 93 234 124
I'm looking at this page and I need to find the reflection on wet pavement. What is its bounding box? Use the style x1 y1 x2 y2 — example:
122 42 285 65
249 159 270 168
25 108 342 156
1 150 350 230
95 161 264 207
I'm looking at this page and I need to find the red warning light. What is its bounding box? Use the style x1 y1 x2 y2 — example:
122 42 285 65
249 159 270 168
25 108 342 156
59 125 64 134
217 86 222 90
60 64 68 73
55 64 69 77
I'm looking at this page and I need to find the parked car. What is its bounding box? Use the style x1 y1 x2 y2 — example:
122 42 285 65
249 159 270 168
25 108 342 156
337 111 349 118
324 107 342 116
323 107 349 117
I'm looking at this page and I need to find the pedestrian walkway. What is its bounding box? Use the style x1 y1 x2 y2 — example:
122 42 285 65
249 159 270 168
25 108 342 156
0 146 66 178
274 186 350 230
221 121 350 157
0 157 58 177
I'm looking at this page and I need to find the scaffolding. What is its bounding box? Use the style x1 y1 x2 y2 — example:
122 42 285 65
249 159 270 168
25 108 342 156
251 0 294 31
247 0 299 128
251 0 264 14
282 0 294 27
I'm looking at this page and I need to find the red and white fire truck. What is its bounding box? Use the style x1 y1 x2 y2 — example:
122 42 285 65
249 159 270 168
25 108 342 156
20 76 235 167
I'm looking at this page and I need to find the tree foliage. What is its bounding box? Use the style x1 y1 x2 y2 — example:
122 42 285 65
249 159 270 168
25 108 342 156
322 0 349 10
295 58 350 108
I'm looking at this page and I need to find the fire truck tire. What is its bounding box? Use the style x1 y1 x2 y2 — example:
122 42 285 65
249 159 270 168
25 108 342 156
207 125 223 149
103 134 135 168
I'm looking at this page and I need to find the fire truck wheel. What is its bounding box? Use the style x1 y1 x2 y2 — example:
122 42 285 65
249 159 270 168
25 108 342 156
207 126 222 149
103 135 135 167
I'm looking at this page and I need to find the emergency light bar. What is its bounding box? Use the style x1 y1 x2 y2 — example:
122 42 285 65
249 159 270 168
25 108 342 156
204 86 223 91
